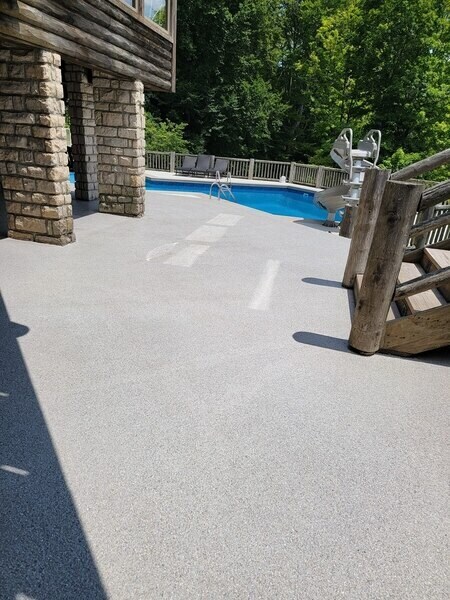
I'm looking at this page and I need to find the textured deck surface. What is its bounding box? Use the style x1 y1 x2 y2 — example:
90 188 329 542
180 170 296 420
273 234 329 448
1 191 449 599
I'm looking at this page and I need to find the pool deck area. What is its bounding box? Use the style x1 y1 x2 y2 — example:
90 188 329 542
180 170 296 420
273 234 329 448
145 168 322 193
1 189 449 599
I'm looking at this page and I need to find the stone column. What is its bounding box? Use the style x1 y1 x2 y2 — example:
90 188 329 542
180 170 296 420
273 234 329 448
0 46 74 245
93 72 145 217
64 64 98 202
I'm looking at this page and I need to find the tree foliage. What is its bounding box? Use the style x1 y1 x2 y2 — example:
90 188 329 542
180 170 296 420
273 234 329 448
145 113 190 152
146 0 450 176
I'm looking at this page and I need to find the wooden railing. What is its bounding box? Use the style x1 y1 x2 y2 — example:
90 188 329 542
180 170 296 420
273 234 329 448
145 151 345 188
409 201 450 247
225 157 251 179
253 159 290 181
291 164 319 186
343 150 450 356
321 167 347 188
147 151 172 171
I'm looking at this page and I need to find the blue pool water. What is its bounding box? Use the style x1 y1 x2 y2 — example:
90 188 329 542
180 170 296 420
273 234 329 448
70 171 328 220
146 179 327 220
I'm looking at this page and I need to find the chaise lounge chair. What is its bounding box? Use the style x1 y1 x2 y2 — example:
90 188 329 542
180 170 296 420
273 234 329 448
190 154 213 176
175 155 197 175
206 158 229 178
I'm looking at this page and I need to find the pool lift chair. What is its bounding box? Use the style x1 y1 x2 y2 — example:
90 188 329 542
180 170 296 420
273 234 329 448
315 128 381 227
209 170 236 202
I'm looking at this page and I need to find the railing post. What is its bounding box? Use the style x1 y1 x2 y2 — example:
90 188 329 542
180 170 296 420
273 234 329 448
248 158 254 180
315 166 325 188
169 151 175 173
339 205 356 239
342 169 390 288
289 162 296 183
348 181 424 355
414 205 435 248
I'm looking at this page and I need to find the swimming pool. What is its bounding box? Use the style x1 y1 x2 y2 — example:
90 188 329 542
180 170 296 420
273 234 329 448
70 171 329 220
146 179 327 220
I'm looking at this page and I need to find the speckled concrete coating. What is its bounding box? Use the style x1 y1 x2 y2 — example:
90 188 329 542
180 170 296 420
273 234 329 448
0 191 449 599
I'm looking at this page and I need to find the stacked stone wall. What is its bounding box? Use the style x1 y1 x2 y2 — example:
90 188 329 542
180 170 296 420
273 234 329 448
93 72 145 217
0 47 74 244
64 64 98 202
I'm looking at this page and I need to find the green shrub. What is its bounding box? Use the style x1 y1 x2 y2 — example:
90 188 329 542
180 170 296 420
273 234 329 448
145 113 190 153
381 148 450 182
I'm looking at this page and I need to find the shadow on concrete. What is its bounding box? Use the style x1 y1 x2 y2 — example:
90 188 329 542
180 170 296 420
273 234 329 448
71 192 99 221
301 277 355 317
293 331 350 353
292 330 450 366
0 292 107 600
302 277 342 289
293 218 340 234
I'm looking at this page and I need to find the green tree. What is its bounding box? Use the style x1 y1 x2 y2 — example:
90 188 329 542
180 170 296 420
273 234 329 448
147 0 287 157
355 0 450 162
145 113 190 152
147 0 450 173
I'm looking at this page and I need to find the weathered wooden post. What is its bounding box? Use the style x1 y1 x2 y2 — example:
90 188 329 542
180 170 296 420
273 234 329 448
342 169 390 287
289 162 296 183
338 205 356 239
169 151 176 173
248 158 255 180
315 166 325 188
348 181 424 355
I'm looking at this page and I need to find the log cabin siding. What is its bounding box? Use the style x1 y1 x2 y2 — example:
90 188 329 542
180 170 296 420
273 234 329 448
0 0 176 91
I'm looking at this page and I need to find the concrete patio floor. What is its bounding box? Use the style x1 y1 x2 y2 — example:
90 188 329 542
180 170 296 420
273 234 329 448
0 190 449 599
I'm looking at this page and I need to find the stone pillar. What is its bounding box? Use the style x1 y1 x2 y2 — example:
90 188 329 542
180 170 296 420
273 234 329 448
93 72 145 217
0 46 74 245
64 64 98 202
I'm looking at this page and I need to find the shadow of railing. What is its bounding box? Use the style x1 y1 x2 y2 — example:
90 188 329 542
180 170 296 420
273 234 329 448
292 330 450 366
0 293 108 599
302 277 342 289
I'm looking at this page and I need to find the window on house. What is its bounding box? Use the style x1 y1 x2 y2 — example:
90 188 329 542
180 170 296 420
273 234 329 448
121 0 168 31
143 0 167 28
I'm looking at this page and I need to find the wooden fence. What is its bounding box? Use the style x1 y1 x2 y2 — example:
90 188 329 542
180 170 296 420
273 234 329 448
145 151 345 189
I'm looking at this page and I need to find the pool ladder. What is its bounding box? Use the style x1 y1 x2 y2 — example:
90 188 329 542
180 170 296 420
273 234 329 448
209 171 236 202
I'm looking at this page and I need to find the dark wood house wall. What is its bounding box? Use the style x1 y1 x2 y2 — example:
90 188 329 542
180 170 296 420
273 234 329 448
0 0 176 91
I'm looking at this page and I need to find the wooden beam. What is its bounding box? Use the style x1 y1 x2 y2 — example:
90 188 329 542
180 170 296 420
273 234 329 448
381 304 450 355
404 238 450 263
409 211 450 240
25 0 172 70
75 0 172 52
169 0 177 92
391 148 450 181
104 0 173 42
348 181 424 355
0 15 171 90
342 168 390 288
419 179 450 211
394 267 450 300
3 1 172 85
